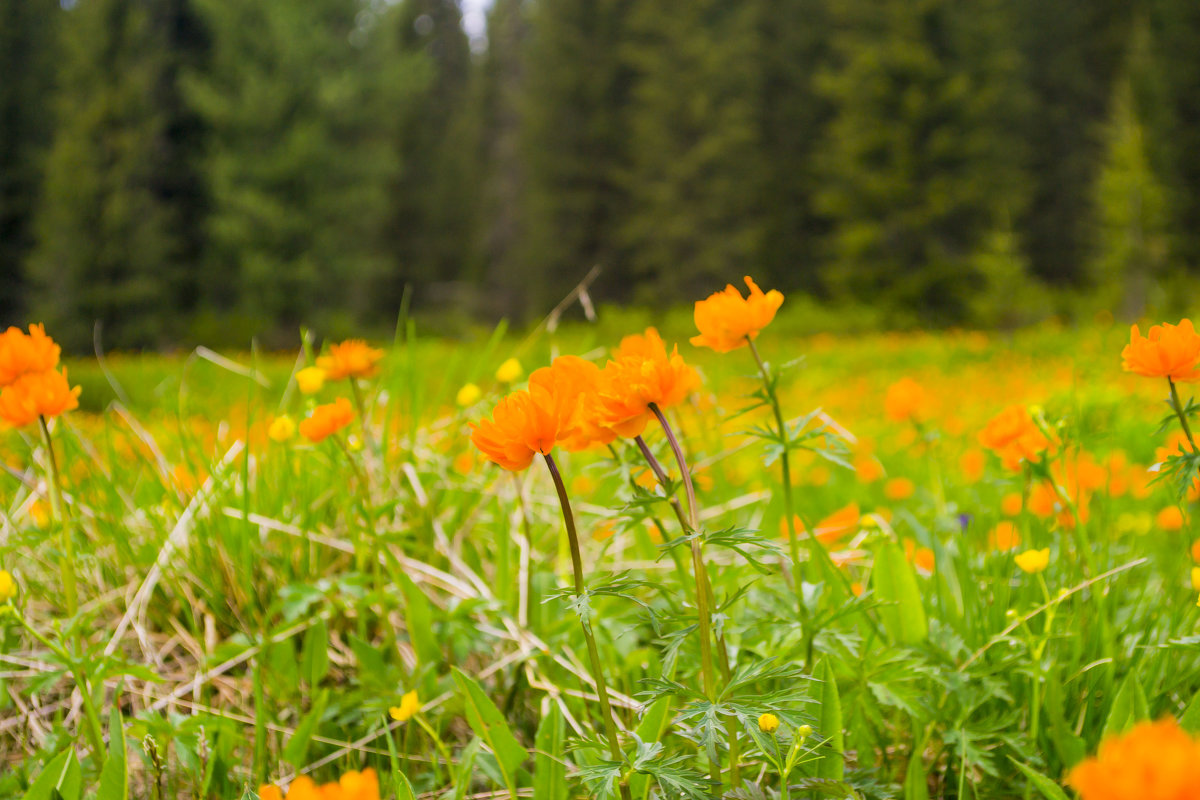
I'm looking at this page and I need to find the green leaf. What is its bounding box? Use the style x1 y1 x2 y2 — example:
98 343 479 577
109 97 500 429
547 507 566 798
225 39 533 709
814 659 844 781
96 708 128 800
301 618 330 687
282 690 328 766
533 703 567 800
1180 692 1200 735
451 667 528 789
397 572 440 667
903 742 929 800
392 771 417 800
1102 671 1149 740
630 698 672 800
1011 759 1071 800
452 738 482 800
22 749 80 800
873 542 928 644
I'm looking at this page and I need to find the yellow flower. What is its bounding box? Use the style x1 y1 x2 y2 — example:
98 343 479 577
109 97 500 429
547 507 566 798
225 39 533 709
1192 567 1200 592
456 383 482 407
389 690 421 722
295 367 326 395
1015 548 1050 574
495 358 523 384
268 415 296 443
757 712 780 733
0 570 15 602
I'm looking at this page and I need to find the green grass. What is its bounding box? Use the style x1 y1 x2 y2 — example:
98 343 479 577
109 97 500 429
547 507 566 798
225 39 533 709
2 316 1199 799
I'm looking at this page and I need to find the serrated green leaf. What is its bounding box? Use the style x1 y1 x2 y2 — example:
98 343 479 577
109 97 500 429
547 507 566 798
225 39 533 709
873 542 928 645
534 703 567 800
1011 759 1071 800
451 667 528 790
630 698 672 799
96 708 127 800
815 659 844 781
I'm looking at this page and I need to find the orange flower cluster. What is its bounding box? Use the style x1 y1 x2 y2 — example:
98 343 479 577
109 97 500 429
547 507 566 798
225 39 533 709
259 769 379 800
884 378 929 424
300 397 355 443
977 405 1056 471
1121 319 1200 382
317 340 384 380
471 328 698 471
1068 719 1200 800
690 276 784 353
0 325 79 428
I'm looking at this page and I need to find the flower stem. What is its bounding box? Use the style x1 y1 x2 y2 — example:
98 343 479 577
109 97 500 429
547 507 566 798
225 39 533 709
38 416 76 617
543 453 631 800
1169 378 1199 453
14 610 104 755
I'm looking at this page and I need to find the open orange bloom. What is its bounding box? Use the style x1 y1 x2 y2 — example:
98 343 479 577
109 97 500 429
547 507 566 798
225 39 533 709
1068 719 1200 800
1121 319 1200 382
529 355 616 451
977 405 1056 471
595 330 699 438
785 503 861 545
690 276 784 353
260 768 379 800
299 397 355 443
884 377 929 423
0 324 61 386
317 340 384 380
470 379 580 471
0 368 80 428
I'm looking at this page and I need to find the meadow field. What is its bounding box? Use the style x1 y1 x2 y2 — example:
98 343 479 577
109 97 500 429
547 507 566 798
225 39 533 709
2 295 1200 799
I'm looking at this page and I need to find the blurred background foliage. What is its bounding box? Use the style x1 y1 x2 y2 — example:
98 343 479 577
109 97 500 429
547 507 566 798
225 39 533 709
2 0 1199 350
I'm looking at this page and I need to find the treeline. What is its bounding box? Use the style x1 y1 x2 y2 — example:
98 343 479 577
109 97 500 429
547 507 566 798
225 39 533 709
2 0 1198 349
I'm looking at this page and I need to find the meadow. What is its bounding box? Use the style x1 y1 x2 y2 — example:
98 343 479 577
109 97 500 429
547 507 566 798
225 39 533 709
2 290 1200 800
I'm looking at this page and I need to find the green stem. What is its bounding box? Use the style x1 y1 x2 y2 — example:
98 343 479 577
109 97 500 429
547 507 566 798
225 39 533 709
543 454 632 800
631 437 695 603
1169 378 1199 453
349 379 377 455
38 416 76 617
14 611 104 755
415 714 456 787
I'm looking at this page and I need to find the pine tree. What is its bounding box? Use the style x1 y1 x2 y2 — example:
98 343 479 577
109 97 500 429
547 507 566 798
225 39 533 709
816 0 1028 323
0 0 60 326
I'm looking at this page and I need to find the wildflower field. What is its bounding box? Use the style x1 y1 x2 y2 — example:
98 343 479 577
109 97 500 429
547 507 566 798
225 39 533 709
3 282 1200 800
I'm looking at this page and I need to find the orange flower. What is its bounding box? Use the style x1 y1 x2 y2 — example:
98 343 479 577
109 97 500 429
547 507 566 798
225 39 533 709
903 539 935 573
977 406 1056 471
1001 492 1023 516
960 448 985 482
0 368 80 428
317 340 384 380
884 378 929 424
1192 538 1200 562
470 379 579 471
791 503 861 545
1121 319 1200 382
854 454 883 483
0 324 60 387
1158 506 1185 532
884 477 915 500
595 330 699 438
299 397 355 443
988 521 1021 551
690 276 784 353
1068 719 1200 800
259 769 379 800
529 356 616 451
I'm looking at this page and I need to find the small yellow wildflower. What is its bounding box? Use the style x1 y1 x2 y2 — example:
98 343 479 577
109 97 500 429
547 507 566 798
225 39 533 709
495 358 523 384
758 712 779 733
389 690 421 722
295 366 326 395
0 570 15 602
1015 548 1050 574
268 415 296 443
456 383 482 407
1192 567 1200 592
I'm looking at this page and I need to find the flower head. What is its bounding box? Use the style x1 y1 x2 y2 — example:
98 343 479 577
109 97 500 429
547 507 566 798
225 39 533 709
988 521 1021 551
259 768 379 800
977 406 1056 471
470 377 580 471
531 355 616 451
1121 320 1200 382
0 570 15 602
1068 719 1200 800
268 415 296 443
690 276 784 353
595 329 699 438
389 690 421 722
0 368 80 428
295 367 326 395
495 357 523 384
758 712 780 733
299 398 354 443
1014 548 1050 574
884 378 929 423
0 324 61 387
317 340 384 381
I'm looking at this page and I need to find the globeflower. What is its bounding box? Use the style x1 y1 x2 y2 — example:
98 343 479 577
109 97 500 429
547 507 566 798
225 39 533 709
0 570 15 602
690 275 784 353
1121 319 1200 382
0 368 81 428
299 398 354 443
470 380 579 471
757 712 780 733
268 415 296 443
1014 548 1050 574
495 357 523 384
0 324 60 386
259 768 379 800
595 329 698 438
884 378 929 424
1068 718 1200 800
317 340 384 381
977 405 1056 471
530 355 616 451
295 367 326 395
389 689 421 722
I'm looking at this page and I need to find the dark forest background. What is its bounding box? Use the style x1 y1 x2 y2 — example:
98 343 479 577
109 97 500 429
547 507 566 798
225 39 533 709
2 0 1199 350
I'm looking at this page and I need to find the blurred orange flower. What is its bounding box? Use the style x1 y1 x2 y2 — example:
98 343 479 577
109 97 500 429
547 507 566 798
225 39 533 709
904 539 935 572
988 521 1021 551
299 397 354 443
260 769 379 800
1157 506 1185 532
1068 719 1200 800
1121 319 1200 382
790 503 861 545
317 340 384 380
596 330 698 438
959 448 985 483
690 276 784 353
470 381 579 471
0 368 80 428
977 405 1056 471
0 324 60 387
884 477 915 500
884 378 929 424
